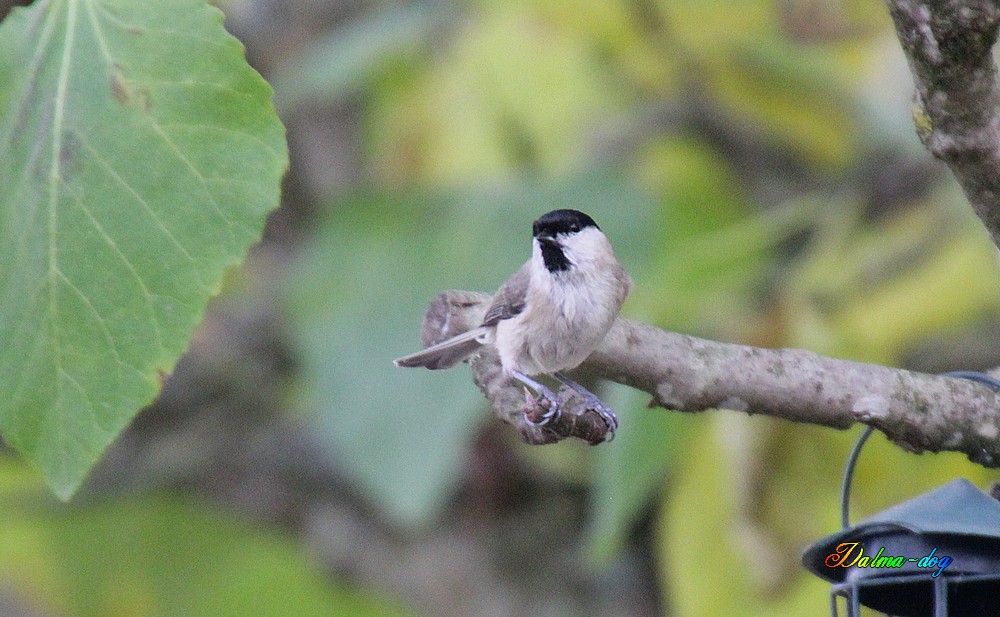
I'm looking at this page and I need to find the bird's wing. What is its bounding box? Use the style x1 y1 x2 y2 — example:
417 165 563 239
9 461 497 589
480 261 531 327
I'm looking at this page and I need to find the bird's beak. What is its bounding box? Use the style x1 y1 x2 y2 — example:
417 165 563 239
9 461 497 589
535 232 556 245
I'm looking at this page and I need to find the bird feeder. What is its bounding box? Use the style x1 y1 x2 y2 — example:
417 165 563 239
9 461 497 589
802 478 1000 617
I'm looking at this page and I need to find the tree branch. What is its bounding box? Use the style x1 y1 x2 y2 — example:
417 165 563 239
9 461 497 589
419 291 1000 466
885 0 1000 248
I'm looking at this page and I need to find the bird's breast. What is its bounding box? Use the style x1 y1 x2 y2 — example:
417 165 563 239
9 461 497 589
494 270 623 375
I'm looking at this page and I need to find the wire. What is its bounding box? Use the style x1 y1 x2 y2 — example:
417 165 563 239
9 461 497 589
840 425 874 530
940 370 1000 391
838 370 1000 530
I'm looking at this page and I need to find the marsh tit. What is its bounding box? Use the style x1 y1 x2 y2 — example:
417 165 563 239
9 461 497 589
394 209 631 437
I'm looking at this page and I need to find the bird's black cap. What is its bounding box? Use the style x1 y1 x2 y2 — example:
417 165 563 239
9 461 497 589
532 209 599 238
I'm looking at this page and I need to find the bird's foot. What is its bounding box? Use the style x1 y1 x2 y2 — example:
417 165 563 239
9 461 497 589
579 394 618 439
554 372 618 441
512 370 561 426
522 387 560 425
510 370 618 444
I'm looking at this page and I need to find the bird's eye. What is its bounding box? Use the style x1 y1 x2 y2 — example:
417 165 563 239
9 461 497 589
570 223 580 233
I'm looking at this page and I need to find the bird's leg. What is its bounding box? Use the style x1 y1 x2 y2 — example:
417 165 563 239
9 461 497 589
511 370 561 425
553 372 618 436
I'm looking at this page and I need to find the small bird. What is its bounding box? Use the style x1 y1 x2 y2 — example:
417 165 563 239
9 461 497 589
394 209 631 437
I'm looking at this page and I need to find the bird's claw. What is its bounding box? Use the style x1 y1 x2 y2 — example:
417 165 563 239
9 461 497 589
584 397 618 442
524 387 561 426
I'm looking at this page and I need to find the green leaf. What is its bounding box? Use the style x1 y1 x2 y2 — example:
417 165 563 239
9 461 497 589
282 170 655 527
0 1 288 498
282 191 487 528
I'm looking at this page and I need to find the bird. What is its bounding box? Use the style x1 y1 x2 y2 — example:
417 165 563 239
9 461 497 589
394 209 631 437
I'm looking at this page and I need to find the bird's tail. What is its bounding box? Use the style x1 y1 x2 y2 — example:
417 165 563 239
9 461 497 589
393 327 488 370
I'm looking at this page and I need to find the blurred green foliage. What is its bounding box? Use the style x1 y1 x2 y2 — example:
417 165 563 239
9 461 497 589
0 456 419 617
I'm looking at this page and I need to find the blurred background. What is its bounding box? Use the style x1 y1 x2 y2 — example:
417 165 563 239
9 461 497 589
4 0 1000 616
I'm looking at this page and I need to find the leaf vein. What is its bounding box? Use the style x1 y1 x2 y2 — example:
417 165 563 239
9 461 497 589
46 0 81 388
60 170 166 355
54 266 126 374
74 129 199 271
